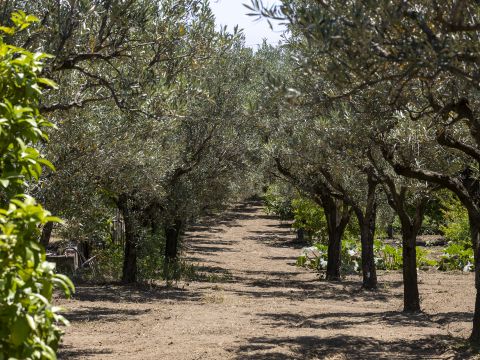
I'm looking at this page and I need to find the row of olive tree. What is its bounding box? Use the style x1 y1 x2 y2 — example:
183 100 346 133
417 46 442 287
250 0 480 344
1 0 264 283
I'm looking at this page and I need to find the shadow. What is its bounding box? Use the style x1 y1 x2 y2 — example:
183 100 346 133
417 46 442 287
66 306 151 323
257 310 437 330
187 245 239 253
229 279 404 302
68 284 203 304
245 234 306 249
58 346 113 359
432 311 473 325
262 255 295 261
265 223 293 229
255 214 282 220
186 226 227 233
186 239 239 246
185 256 223 264
233 334 468 360
194 264 234 275
188 202 262 231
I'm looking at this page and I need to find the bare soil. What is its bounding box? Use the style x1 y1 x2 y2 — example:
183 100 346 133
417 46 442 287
57 201 479 359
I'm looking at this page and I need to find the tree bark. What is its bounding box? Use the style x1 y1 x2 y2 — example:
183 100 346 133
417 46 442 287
165 219 182 260
118 196 137 284
326 228 342 281
381 177 426 312
322 196 350 281
358 212 377 290
40 221 54 248
402 229 420 312
164 219 182 282
296 228 305 243
396 198 426 313
469 214 480 343
357 175 378 290
387 223 394 239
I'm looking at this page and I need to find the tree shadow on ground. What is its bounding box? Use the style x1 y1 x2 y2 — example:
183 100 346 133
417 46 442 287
233 334 471 360
257 310 439 330
265 222 293 229
230 274 404 302
245 233 305 249
188 202 262 231
190 264 234 283
431 311 474 326
186 244 240 253
58 346 113 360
65 306 151 323
68 284 203 304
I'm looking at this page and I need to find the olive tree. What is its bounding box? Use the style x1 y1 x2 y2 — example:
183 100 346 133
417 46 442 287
251 0 480 341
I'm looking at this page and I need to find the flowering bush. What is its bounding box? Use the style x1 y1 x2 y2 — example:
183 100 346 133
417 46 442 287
296 240 360 273
297 239 437 274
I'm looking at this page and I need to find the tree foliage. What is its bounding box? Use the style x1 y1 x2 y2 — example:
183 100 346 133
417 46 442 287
0 12 73 359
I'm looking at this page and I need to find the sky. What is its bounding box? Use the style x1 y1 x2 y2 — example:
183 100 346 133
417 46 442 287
210 0 286 48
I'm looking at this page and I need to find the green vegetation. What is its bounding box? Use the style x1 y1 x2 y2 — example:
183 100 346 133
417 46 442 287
264 184 294 221
297 238 436 274
0 12 73 359
2 0 480 356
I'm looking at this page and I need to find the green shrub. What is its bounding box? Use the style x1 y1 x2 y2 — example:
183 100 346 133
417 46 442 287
373 241 436 270
374 241 403 270
0 12 74 359
264 184 294 220
291 198 327 242
341 239 361 273
440 194 470 244
296 243 328 270
84 242 124 282
89 230 199 284
296 239 360 274
436 194 474 271
297 239 436 275
438 242 474 272
416 247 438 269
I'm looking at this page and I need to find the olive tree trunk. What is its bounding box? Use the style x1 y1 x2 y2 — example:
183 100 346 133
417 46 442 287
118 195 138 284
321 195 350 281
40 221 54 248
357 210 377 290
395 199 427 313
163 219 183 282
469 214 480 343
401 228 420 312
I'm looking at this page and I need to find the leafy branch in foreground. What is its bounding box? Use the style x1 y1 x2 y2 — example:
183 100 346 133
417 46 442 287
0 11 74 360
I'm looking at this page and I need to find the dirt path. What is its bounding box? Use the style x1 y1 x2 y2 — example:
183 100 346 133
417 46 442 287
58 201 478 359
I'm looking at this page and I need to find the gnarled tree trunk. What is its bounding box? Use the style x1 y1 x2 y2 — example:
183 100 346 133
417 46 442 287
469 214 480 343
321 195 350 281
356 174 378 290
118 195 138 284
164 219 183 282
401 228 420 312
358 210 377 290
40 221 54 248
395 198 426 313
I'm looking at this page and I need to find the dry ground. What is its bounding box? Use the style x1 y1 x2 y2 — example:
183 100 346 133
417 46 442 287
57 201 479 359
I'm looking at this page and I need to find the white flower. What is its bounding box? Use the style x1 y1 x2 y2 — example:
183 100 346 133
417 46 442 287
319 258 328 269
347 249 356 257
463 262 473 272
302 246 320 257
